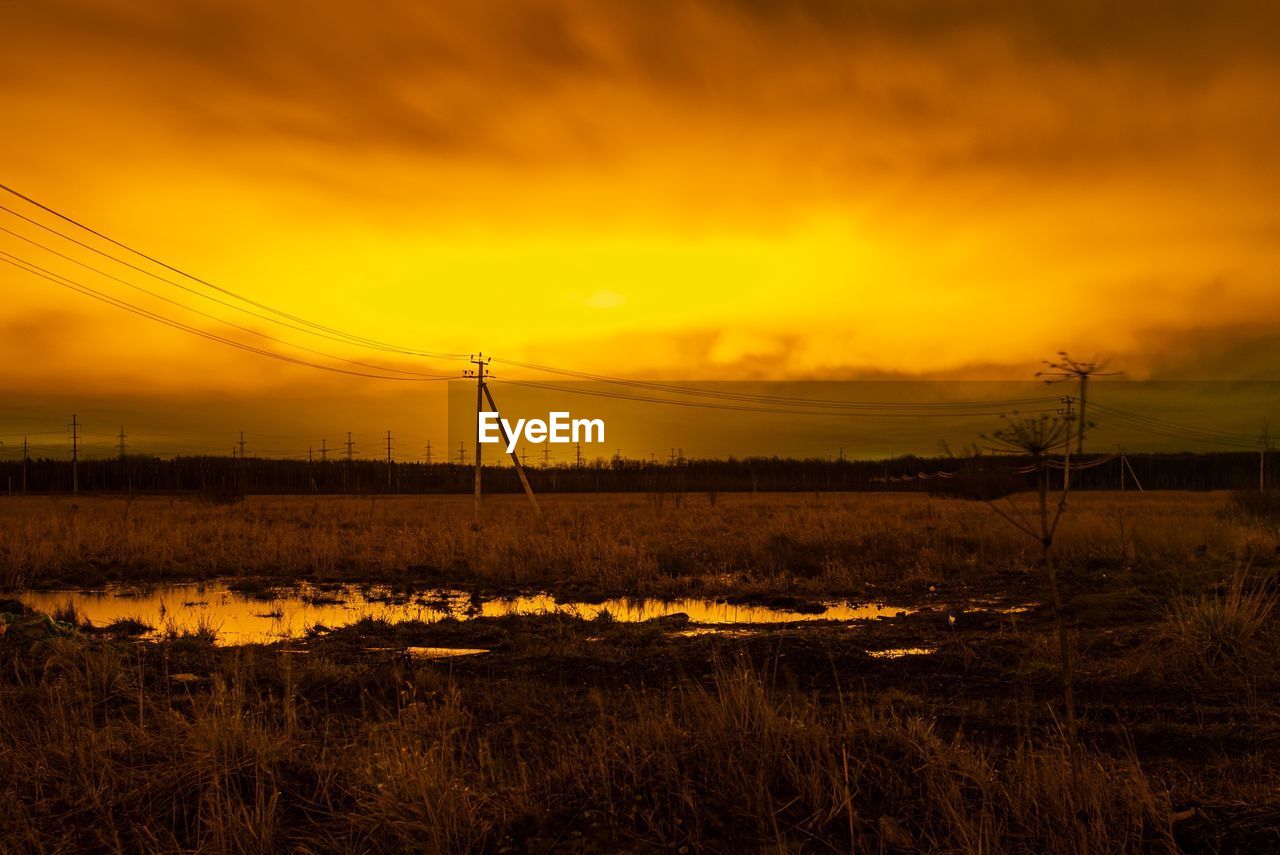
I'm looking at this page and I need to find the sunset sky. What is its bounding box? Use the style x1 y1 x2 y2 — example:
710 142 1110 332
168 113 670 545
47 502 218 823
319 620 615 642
2 1 1279 458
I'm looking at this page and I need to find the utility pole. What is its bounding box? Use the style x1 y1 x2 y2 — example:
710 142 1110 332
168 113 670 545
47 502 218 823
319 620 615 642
237 431 247 459
467 353 490 517
575 442 583 468
69 415 79 494
1058 397 1075 491
542 445 550 467
1259 424 1272 492
480 381 542 517
1037 352 1120 455
320 438 328 462
457 441 467 465
425 440 432 465
117 426 127 461
385 430 394 489
344 432 354 462
466 353 541 516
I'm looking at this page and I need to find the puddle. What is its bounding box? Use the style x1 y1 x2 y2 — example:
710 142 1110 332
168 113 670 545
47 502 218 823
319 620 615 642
15 582 915 646
673 627 759 638
867 647 937 659
362 646 489 658
407 647 489 659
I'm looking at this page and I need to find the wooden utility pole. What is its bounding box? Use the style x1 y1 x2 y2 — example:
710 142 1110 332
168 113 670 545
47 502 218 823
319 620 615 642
1058 397 1074 491
1037 353 1120 455
468 354 490 517
481 383 542 517
385 429 394 489
466 354 541 517
1259 425 1272 491
70 414 79 494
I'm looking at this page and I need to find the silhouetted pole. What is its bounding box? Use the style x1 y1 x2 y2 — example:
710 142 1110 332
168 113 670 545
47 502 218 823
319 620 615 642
468 354 490 517
69 415 79 494
1037 353 1120 455
1058 397 1075 491
1259 425 1272 491
385 430 394 489
482 382 542 517
117 426 127 461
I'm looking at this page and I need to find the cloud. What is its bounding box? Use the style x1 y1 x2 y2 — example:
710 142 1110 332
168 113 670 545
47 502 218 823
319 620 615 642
1 0 1279 442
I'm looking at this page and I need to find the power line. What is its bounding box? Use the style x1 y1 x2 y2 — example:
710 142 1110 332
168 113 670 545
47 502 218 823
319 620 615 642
0 184 469 360
490 357 1060 411
0 240 450 379
0 254 459 382
1090 403 1259 449
488 377 1057 418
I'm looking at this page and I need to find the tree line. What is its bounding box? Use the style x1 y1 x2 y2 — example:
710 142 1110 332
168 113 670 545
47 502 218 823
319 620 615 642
0 451 1268 496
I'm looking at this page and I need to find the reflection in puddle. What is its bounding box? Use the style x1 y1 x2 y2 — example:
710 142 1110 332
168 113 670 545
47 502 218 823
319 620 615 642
867 647 936 659
407 646 488 659
16 582 914 645
673 627 759 638
363 646 489 658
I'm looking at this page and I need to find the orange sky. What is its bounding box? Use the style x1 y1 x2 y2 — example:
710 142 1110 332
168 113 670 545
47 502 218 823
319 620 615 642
2 1 1279 456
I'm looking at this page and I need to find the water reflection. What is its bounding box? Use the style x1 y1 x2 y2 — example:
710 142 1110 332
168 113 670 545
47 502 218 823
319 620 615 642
867 647 937 659
16 582 913 645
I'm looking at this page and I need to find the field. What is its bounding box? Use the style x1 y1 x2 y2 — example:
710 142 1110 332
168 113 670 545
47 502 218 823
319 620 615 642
3 491 1280 852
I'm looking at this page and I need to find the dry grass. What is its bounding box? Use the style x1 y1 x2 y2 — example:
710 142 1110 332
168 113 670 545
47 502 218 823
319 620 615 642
0 640 1177 853
0 491 1264 595
1162 566 1279 670
2 491 1276 851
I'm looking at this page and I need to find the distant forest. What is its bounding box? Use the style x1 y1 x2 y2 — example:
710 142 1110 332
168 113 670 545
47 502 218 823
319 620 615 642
0 451 1270 495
